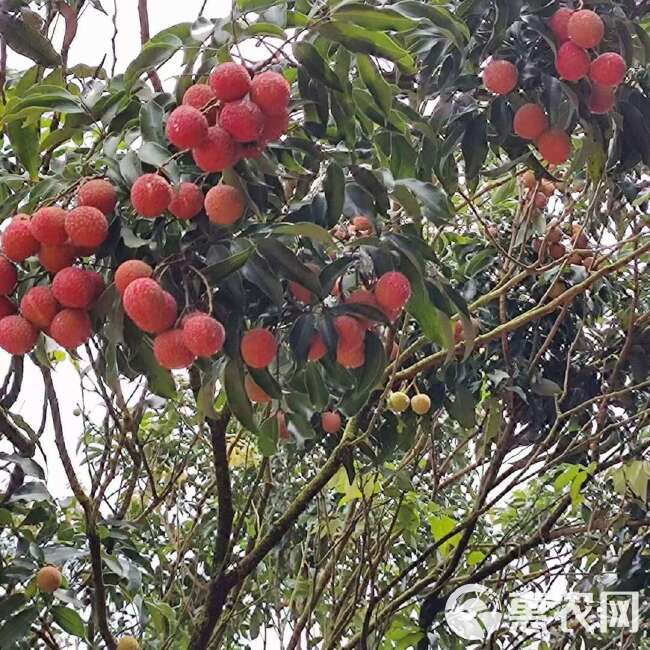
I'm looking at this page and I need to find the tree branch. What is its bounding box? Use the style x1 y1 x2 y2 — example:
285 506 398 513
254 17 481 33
137 0 163 91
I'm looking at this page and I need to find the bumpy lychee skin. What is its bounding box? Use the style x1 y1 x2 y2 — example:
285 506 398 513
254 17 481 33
2 216 40 262
375 272 412 313
513 104 548 141
308 333 327 362
590 52 626 87
166 105 209 149
78 179 118 215
209 62 251 102
0 297 17 320
245 375 272 403
334 315 365 353
204 185 246 226
183 83 217 118
169 182 204 221
337 343 365 369
116 637 140 650
182 314 225 357
20 287 59 329
568 9 604 49
36 566 62 593
154 329 196 370
0 257 17 295
260 110 289 143
0 315 38 355
130 174 173 218
49 309 92 349
321 411 342 434
65 206 108 248
241 328 278 369
537 129 572 164
250 71 291 116
52 267 94 309
30 207 68 245
192 126 237 173
482 59 518 95
114 260 153 295
219 99 265 143
86 270 106 305
122 278 167 333
556 42 590 81
589 84 615 114
160 291 179 331
38 244 77 274
549 7 573 42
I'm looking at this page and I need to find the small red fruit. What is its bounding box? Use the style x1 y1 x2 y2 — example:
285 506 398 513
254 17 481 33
85 270 106 305
183 84 218 122
0 257 17 295
351 215 374 234
346 288 379 329
209 62 251 102
336 342 365 369
114 260 153 295
154 329 196 369
192 126 237 173
375 271 412 313
182 314 225 357
556 42 590 81
30 207 68 246
166 105 209 149
78 179 118 215
245 375 272 404
589 84 616 114
204 185 246 226
219 99 265 143
160 291 178 331
169 182 204 221
20 286 59 329
482 59 518 95
3 216 39 262
49 309 92 349
537 129 572 165
513 104 548 140
130 174 173 218
38 244 77 273
308 333 327 362
590 52 626 87
321 411 342 434
549 8 574 42
534 192 548 209
568 9 604 49
0 315 38 355
334 315 365 352
260 110 289 143
0 297 17 319
241 328 278 369
250 71 291 116
122 278 169 333
65 206 108 248
52 267 94 309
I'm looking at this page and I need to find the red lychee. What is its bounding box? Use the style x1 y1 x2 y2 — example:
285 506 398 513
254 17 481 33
334 315 365 352
537 129 572 164
375 272 412 313
321 411 342 434
52 267 94 309
590 52 626 87
49 309 92 349
240 328 278 369
250 71 291 116
549 7 574 42
0 297 17 320
0 315 38 355
482 59 518 95
556 42 590 81
85 270 106 305
192 126 237 173
166 105 209 150
236 142 265 160
78 179 118 215
130 174 173 218
3 216 39 262
154 329 196 369
260 110 289 143
513 104 548 141
30 207 68 246
336 341 365 369
289 280 314 304
114 260 153 295
209 62 251 102
20 286 59 329
308 333 327 362
65 206 108 249
0 257 17 295
182 313 225 357
534 192 548 209
568 9 604 49
183 83 218 122
245 375 272 403
589 84 616 114
169 182 204 221
122 278 169 333
160 291 178 331
204 185 246 226
346 288 379 329
38 244 77 274
219 99 265 143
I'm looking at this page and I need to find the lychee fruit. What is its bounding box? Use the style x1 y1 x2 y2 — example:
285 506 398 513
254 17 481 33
590 52 626 87
192 126 237 172
549 242 566 259
568 9 604 49
346 288 379 329
388 391 409 413
116 638 140 650
20 286 59 329
308 333 327 362
204 185 246 226
2 216 39 262
209 62 251 102
549 7 573 42
52 267 94 309
375 271 412 314
154 329 196 369
245 375 272 404
0 315 38 355
337 343 365 369
482 59 518 95
240 328 278 369
85 270 106 305
537 129 572 165
521 170 537 190
49 309 92 349
160 291 179 331
65 206 108 248
38 244 77 273
589 84 616 114
114 260 153 295
411 394 431 415
250 70 291 116
169 182 204 221
0 297 17 319
556 42 590 81
219 99 265 143
321 410 342 434
78 179 117 215
30 207 68 245
166 105 209 150
513 103 548 141
351 215 374 234
289 280 314 304
130 174 173 218
0 257 17 295
122 278 169 333
260 110 289 143
183 83 217 122
334 315 365 352
534 192 548 209
182 313 225 357
36 566 62 593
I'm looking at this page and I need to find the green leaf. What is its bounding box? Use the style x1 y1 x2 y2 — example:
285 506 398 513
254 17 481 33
333 4 420 31
324 162 345 227
271 222 333 243
138 142 180 183
0 607 38 645
0 453 44 480
202 245 254 283
52 606 85 638
133 343 176 399
392 179 454 223
241 253 284 305
6 121 40 179
341 333 387 416
462 114 488 183
394 1 469 49
376 131 417 179
304 363 329 411
0 14 61 67
292 42 343 91
428 513 461 557
125 33 184 88
357 54 393 115
258 415 279 456
224 360 257 433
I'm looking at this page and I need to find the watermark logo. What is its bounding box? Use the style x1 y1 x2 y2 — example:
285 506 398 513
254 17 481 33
444 584 503 641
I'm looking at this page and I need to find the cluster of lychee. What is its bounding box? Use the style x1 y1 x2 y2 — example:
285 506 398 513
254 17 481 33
533 219 596 271
482 8 627 166
388 390 432 416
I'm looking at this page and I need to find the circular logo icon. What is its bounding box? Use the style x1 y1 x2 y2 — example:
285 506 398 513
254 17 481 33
444 584 503 641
